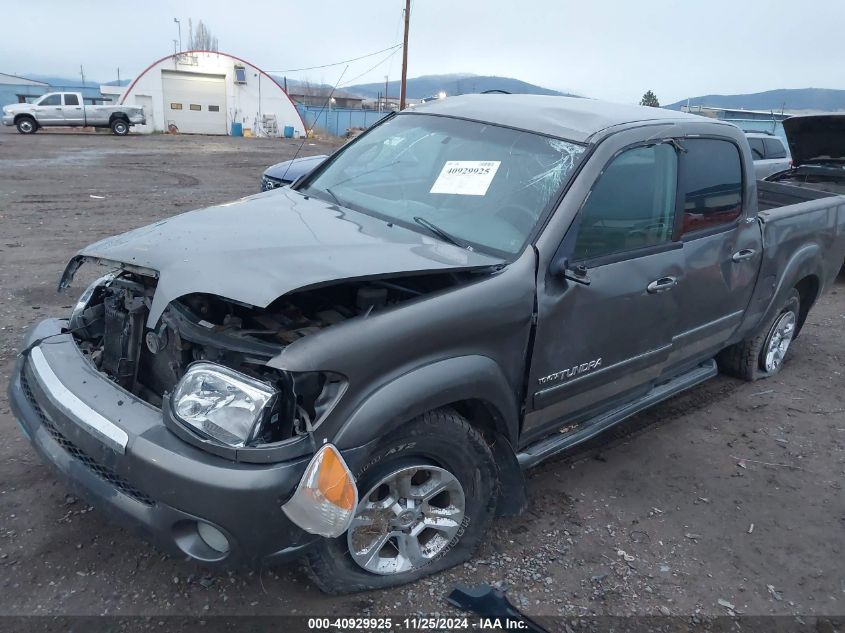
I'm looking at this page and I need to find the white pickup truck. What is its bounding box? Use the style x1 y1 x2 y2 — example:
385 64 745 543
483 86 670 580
2 92 145 136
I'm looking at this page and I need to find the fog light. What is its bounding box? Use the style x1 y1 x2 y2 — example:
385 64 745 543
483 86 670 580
197 522 230 553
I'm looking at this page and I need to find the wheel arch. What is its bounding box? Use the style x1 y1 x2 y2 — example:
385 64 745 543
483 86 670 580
793 274 820 334
14 113 37 126
761 243 823 338
332 355 527 517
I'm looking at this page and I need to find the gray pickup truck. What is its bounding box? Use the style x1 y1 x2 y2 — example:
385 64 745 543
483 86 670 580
9 95 845 594
2 91 145 135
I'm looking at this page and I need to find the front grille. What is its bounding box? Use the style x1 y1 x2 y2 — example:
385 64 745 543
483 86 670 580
20 371 155 506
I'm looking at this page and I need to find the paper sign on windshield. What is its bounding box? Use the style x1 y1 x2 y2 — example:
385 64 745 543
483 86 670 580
430 161 501 196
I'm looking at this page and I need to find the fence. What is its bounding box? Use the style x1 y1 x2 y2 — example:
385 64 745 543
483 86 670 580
296 104 389 137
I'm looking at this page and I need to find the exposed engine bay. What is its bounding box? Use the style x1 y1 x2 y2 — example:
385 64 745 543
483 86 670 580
68 270 469 444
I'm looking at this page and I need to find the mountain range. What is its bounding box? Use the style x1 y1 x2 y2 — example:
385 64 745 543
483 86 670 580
343 74 574 99
665 88 845 113
17 71 845 112
273 74 571 99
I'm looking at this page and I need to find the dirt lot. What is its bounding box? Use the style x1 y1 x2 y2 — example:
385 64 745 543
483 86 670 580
0 127 843 622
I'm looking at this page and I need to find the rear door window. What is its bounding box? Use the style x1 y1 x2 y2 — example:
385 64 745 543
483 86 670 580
63 94 79 106
763 137 787 159
748 138 765 160
573 143 678 261
680 139 743 236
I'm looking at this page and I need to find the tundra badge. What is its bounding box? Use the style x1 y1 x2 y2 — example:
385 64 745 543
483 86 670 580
538 358 602 386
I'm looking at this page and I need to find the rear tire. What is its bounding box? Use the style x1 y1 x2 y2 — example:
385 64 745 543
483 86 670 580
305 408 498 594
110 119 129 136
16 117 37 134
717 289 801 381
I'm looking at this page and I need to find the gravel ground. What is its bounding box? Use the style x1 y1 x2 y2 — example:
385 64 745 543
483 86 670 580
0 127 843 621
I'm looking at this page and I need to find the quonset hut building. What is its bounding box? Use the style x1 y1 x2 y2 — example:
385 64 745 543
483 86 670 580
118 50 305 137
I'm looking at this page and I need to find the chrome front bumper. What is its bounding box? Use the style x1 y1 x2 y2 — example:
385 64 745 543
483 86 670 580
8 319 321 566
27 346 129 453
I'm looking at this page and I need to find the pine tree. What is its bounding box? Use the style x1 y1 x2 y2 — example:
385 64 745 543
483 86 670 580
640 90 660 107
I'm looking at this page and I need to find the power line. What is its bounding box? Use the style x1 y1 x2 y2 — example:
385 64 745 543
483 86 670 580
339 46 404 87
267 43 402 74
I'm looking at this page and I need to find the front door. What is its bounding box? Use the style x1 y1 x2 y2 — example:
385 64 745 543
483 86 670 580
34 93 63 124
523 141 684 441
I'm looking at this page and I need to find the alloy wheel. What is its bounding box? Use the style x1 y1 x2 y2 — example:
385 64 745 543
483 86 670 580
347 464 465 575
763 310 796 372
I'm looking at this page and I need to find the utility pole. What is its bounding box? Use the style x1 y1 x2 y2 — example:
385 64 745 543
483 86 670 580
117 67 120 85
399 0 410 110
80 65 85 86
384 75 389 110
173 18 182 52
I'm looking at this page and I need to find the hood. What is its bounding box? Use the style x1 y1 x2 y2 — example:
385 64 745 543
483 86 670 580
782 114 845 166
65 189 503 326
264 155 328 182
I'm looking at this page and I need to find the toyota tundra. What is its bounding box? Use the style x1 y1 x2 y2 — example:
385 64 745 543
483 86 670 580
9 95 845 593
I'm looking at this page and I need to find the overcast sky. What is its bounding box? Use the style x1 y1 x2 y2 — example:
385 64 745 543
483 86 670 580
3 0 844 104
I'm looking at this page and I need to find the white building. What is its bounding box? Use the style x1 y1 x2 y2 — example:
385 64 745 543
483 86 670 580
99 84 124 105
117 51 305 137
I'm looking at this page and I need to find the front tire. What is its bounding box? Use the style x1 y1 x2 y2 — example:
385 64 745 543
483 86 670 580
16 117 37 134
306 408 498 594
110 119 129 136
717 289 801 381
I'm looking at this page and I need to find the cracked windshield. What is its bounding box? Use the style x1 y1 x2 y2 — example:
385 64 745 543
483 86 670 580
300 113 585 255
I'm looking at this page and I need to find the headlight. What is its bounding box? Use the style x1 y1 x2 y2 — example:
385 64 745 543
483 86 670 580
171 362 277 447
68 271 118 330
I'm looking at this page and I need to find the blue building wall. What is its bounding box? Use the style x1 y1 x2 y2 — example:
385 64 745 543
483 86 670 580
1 82 106 108
296 104 389 136
48 84 108 104
0 83 49 108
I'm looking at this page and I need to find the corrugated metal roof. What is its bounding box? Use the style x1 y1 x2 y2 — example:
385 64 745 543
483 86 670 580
0 72 50 87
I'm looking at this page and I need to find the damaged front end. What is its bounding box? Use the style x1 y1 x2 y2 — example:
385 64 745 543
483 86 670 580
64 260 472 459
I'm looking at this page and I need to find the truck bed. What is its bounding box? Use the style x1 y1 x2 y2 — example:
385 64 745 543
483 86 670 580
753 180 845 317
757 179 841 212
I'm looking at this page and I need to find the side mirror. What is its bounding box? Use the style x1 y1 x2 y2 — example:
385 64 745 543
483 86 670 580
552 257 591 285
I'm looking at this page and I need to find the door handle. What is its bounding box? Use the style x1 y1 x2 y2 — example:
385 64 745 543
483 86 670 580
732 249 756 262
647 276 677 294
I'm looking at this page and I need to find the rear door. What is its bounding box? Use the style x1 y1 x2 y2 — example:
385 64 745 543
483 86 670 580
750 136 790 179
62 93 84 125
524 141 683 440
763 137 791 174
666 137 762 368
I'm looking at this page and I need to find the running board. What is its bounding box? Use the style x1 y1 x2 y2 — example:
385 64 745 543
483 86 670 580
517 360 718 469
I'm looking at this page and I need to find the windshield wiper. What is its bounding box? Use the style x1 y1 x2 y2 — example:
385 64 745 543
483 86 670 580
323 187 345 207
413 216 472 250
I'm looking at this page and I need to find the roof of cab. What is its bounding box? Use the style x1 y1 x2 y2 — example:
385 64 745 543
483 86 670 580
409 94 711 143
